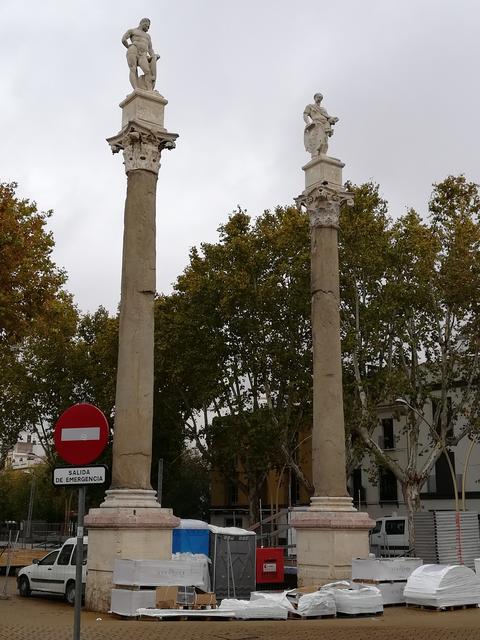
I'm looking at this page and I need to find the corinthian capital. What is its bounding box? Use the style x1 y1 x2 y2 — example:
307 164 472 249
295 184 353 229
107 122 178 174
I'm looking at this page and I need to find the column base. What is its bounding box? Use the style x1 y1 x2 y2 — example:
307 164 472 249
291 496 375 587
84 489 180 612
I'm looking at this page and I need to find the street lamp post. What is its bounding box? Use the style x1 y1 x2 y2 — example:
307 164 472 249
395 397 459 511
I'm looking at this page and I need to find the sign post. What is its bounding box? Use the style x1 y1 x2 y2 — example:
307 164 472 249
53 403 109 640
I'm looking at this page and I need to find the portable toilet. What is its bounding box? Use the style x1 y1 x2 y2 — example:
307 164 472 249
208 525 256 599
172 519 210 556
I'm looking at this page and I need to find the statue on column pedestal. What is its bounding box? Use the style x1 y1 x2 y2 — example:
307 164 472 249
122 18 160 92
303 93 339 157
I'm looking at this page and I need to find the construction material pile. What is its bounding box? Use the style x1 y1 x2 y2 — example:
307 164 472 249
322 581 383 615
414 511 480 569
404 564 480 608
352 557 423 605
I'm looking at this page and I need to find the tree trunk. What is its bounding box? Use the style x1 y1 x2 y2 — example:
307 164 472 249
402 481 421 551
247 484 260 528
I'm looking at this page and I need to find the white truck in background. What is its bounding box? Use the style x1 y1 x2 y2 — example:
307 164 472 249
370 515 410 556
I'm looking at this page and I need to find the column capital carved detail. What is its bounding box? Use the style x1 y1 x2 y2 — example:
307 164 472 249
107 121 178 175
295 184 353 229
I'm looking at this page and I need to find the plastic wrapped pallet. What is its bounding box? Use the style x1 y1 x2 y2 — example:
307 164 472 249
250 590 295 612
113 557 210 590
352 557 422 581
297 590 336 617
322 581 383 615
110 588 156 616
356 580 406 605
404 564 480 608
219 598 288 620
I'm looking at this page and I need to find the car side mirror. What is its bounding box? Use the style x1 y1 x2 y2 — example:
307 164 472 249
33 559 39 564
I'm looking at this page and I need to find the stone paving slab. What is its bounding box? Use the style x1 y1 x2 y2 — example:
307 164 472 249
3 578 480 640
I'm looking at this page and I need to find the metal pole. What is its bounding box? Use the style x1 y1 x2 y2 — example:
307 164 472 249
73 486 85 640
26 474 35 541
157 458 163 505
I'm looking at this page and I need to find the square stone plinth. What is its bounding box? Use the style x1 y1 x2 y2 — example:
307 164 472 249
120 89 168 130
302 154 344 189
291 508 374 587
85 501 179 612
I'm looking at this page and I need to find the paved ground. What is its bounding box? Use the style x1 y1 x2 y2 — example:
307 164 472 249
3 577 480 640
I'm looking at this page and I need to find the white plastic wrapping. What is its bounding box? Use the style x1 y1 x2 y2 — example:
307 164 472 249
219 598 289 619
404 564 480 608
321 581 383 615
297 590 336 617
250 590 296 612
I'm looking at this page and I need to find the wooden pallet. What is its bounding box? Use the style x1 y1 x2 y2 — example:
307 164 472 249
288 612 336 620
405 603 479 612
336 611 384 618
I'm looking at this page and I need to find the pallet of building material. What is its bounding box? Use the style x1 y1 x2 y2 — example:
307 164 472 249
352 557 422 582
404 564 480 608
405 602 479 612
353 580 406 605
218 598 289 620
110 588 156 617
321 582 383 616
136 607 236 621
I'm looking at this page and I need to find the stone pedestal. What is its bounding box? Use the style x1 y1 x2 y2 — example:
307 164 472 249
292 497 373 586
85 490 179 612
292 152 374 586
85 90 179 612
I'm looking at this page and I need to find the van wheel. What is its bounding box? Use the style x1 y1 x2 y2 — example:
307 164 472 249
18 576 31 597
65 581 76 605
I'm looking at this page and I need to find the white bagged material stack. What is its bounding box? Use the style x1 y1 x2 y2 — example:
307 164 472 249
322 581 383 615
404 564 480 608
110 588 156 616
219 598 288 620
250 591 296 613
297 590 336 617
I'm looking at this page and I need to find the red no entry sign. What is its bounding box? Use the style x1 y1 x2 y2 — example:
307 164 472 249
54 403 109 465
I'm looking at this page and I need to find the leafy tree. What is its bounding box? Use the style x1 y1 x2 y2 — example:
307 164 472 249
344 176 480 546
0 182 71 464
154 206 313 524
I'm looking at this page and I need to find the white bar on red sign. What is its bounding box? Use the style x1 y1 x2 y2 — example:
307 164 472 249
61 427 100 441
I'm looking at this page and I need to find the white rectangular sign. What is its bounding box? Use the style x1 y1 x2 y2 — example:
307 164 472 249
53 465 106 486
61 427 100 441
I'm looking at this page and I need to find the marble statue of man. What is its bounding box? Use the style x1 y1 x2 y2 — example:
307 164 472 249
303 93 339 157
122 18 159 92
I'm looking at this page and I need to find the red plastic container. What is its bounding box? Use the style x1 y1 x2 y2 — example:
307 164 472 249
256 547 285 584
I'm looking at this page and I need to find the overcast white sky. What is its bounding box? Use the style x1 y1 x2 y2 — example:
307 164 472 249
1 0 479 314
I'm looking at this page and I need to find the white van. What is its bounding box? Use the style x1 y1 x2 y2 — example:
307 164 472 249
17 536 87 604
370 516 409 556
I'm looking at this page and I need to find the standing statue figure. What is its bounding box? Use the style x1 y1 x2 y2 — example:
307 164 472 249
122 18 160 92
303 93 339 157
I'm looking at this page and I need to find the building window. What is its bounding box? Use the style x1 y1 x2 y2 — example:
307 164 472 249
226 478 238 505
224 515 243 528
379 468 398 502
350 468 366 505
382 418 394 449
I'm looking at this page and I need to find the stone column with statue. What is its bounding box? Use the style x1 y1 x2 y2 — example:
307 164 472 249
84 20 180 612
291 93 374 586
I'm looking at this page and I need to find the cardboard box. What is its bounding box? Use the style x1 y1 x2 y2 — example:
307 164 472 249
194 588 217 609
155 585 179 609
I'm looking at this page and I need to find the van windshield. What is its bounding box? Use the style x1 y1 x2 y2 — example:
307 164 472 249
371 520 382 534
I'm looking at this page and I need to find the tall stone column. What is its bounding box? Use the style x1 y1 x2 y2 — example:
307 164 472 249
291 95 374 586
84 89 180 612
